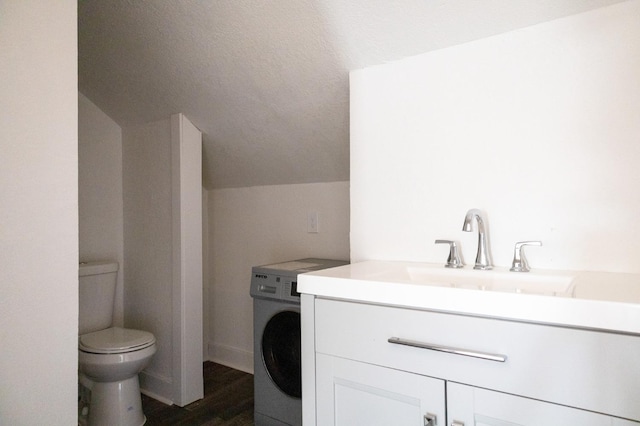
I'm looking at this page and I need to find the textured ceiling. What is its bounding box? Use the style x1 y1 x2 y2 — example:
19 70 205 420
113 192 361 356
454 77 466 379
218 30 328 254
78 0 625 189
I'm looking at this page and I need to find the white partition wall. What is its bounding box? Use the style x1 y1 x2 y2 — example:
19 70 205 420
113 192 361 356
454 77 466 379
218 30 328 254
124 117 174 400
171 113 204 406
123 114 203 406
350 1 640 273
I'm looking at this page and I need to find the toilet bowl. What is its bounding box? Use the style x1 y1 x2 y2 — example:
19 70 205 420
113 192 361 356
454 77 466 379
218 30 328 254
78 261 156 426
79 327 156 426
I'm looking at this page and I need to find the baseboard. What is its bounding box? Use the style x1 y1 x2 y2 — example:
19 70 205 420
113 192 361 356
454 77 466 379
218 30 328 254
140 388 173 406
139 369 173 405
207 342 253 374
140 344 253 405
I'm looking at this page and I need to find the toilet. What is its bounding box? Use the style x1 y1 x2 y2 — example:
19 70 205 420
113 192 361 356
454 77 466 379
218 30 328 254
78 261 156 426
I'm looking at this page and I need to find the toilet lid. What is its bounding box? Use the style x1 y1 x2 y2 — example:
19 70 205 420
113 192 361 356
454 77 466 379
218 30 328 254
79 327 155 354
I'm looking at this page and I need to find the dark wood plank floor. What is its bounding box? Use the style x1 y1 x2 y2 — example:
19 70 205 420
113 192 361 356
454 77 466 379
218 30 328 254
142 361 254 425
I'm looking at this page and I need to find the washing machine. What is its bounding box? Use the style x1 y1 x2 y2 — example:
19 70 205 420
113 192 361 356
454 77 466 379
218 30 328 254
250 258 348 426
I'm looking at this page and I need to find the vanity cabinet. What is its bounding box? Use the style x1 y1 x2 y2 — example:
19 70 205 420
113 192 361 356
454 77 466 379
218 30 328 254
303 296 640 425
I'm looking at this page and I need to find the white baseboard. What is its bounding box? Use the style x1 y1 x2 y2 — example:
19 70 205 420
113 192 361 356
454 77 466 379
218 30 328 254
207 342 253 374
139 369 173 405
140 344 253 406
140 388 173 406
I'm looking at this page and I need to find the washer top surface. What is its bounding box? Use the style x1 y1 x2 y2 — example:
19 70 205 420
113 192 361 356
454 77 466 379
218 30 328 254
253 258 348 275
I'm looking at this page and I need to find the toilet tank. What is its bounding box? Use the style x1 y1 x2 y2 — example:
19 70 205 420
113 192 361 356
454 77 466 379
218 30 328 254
79 261 118 335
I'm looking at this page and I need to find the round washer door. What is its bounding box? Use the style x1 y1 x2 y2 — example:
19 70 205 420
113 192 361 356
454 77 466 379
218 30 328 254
261 310 301 398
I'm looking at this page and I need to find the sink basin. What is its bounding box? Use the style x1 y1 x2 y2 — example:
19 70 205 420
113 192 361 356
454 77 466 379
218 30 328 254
371 264 576 297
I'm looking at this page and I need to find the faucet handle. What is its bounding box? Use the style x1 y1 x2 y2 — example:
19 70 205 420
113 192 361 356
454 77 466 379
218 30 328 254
510 241 542 272
435 240 464 268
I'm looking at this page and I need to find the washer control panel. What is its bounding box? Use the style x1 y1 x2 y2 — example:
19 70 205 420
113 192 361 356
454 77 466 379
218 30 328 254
251 273 300 303
250 258 348 303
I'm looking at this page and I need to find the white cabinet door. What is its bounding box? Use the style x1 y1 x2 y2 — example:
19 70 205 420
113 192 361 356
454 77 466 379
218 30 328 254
447 382 638 426
316 353 445 426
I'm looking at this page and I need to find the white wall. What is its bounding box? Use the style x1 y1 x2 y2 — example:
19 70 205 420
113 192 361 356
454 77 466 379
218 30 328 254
78 93 125 326
208 182 350 372
0 1 78 424
350 0 640 273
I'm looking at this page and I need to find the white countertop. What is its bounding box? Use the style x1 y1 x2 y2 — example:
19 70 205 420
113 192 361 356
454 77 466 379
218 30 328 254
298 260 640 335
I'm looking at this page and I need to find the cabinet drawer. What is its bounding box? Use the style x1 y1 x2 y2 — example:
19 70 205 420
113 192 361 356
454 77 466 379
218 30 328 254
314 298 640 421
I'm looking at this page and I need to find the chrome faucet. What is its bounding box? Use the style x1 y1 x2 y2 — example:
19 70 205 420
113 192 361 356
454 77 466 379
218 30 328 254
462 209 493 270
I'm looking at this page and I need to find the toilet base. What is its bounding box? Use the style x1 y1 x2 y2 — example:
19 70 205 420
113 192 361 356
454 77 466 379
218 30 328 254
87 376 146 426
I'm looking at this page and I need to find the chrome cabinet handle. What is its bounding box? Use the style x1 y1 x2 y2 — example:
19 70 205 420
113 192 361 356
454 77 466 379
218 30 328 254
424 413 437 426
451 422 464 426
388 337 507 362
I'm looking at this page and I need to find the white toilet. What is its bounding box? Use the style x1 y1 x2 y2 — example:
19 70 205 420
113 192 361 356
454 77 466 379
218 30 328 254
78 261 156 426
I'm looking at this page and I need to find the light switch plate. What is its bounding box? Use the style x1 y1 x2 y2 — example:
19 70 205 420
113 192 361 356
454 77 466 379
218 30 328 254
308 211 319 233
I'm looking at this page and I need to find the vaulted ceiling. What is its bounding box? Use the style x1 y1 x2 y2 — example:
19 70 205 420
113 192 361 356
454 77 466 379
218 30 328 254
78 0 624 189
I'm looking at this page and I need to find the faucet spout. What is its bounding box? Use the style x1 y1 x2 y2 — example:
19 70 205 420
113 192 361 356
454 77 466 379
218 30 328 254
462 209 493 270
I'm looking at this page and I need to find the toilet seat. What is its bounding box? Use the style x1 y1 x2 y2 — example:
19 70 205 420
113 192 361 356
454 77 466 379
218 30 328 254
79 327 155 354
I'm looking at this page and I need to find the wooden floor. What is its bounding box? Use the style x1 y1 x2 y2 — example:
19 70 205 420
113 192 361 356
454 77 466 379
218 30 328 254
142 362 254 425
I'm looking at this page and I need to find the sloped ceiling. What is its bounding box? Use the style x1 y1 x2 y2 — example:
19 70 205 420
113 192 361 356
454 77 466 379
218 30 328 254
78 0 624 189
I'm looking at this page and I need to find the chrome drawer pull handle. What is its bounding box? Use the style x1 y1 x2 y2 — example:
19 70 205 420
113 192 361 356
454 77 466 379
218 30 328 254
388 337 507 362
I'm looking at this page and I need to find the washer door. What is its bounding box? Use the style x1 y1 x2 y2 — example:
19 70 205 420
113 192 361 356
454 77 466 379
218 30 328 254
261 310 301 398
